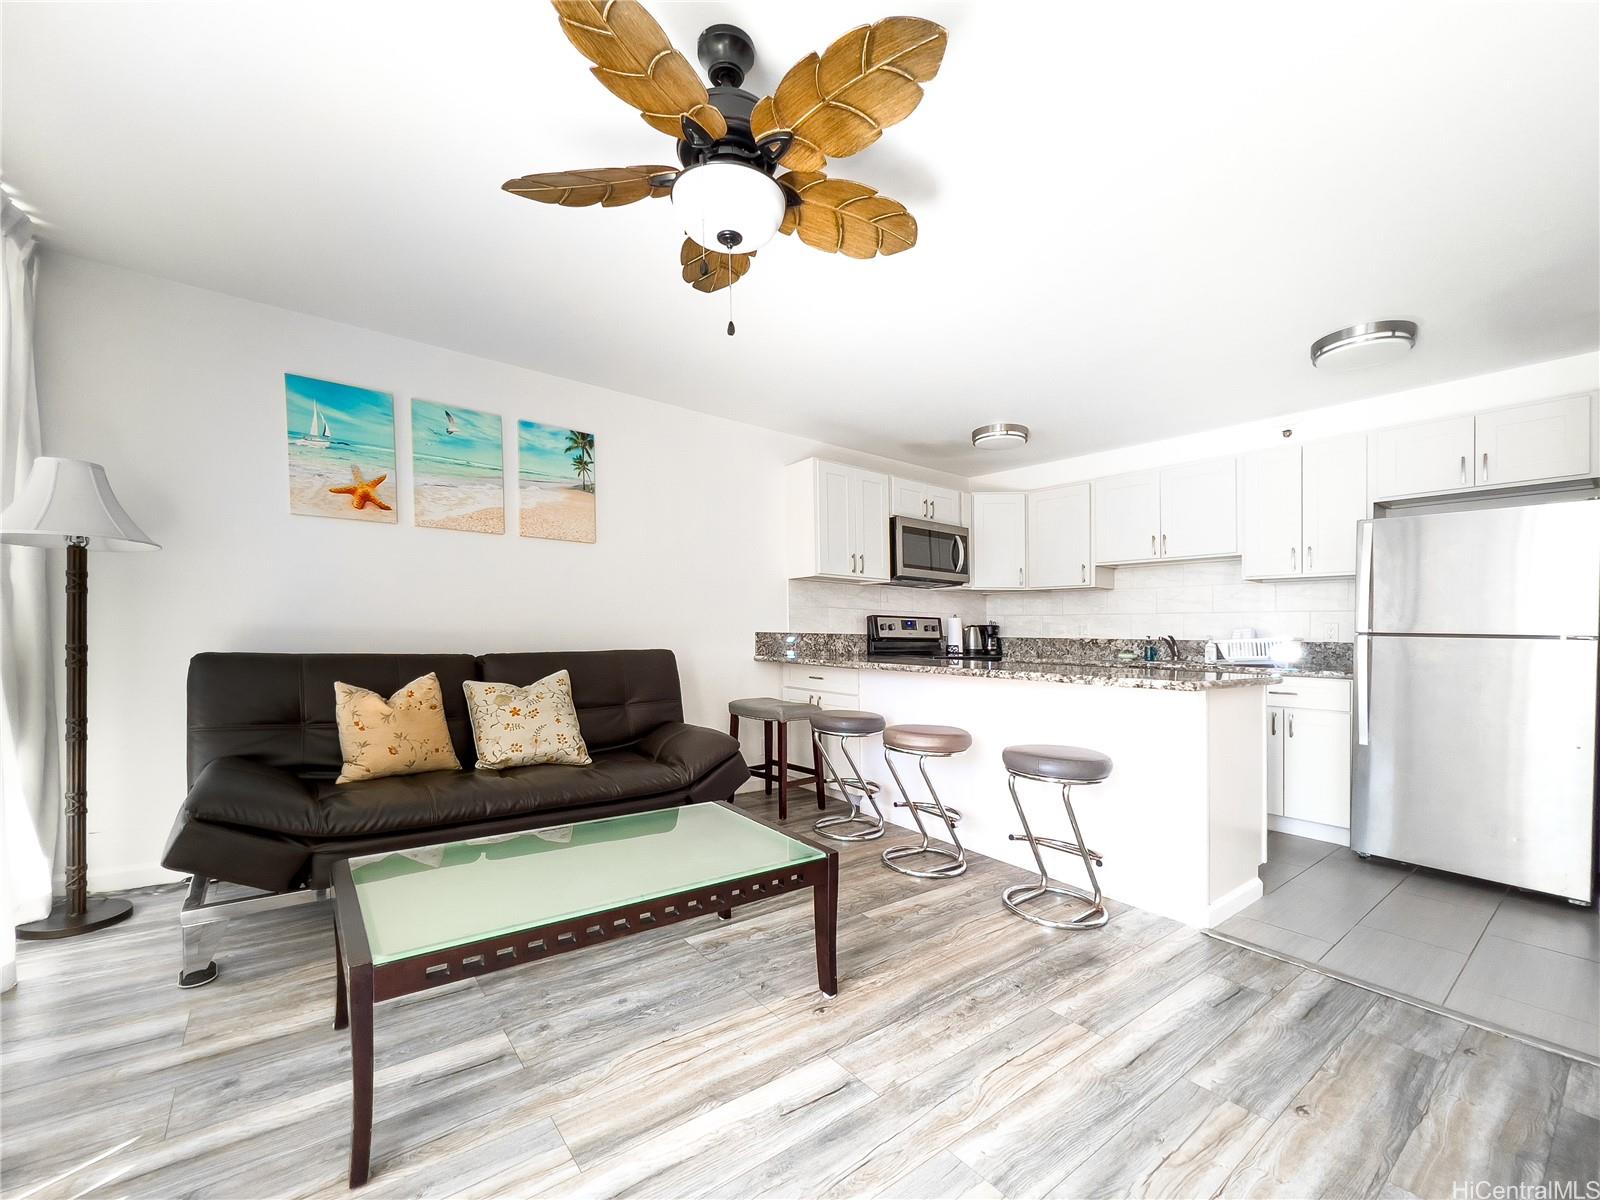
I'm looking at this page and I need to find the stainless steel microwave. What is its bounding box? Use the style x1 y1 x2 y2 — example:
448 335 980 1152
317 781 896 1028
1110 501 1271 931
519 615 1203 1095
890 516 969 587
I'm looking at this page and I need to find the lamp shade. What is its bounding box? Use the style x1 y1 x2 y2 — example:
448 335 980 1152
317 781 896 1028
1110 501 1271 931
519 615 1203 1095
0 457 158 551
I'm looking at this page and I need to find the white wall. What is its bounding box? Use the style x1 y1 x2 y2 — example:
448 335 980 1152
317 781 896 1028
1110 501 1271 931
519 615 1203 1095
31 252 950 888
787 579 988 636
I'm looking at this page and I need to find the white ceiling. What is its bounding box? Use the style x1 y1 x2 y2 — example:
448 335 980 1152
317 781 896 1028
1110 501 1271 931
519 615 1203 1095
5 1 1597 474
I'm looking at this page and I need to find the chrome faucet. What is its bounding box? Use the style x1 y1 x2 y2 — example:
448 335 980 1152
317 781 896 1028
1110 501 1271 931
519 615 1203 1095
1159 634 1179 662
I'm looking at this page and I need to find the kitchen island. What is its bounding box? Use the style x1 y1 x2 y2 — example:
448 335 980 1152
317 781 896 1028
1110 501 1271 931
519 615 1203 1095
755 642 1280 928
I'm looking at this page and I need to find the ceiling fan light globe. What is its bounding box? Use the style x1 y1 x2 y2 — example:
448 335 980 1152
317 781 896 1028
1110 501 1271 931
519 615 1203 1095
672 162 785 254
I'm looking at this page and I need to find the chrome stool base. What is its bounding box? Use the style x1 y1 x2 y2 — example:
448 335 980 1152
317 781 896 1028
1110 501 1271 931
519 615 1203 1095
1003 771 1108 931
881 748 967 878
814 737 886 842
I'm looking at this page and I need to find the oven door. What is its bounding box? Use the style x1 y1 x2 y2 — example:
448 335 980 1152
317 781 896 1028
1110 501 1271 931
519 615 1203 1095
891 517 969 586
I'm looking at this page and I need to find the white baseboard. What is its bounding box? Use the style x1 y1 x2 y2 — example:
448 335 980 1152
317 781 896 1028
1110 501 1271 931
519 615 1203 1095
1205 876 1264 927
85 863 184 892
1268 814 1350 846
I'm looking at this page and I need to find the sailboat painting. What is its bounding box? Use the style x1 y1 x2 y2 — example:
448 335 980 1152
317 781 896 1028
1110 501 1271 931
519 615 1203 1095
519 420 596 543
285 373 397 523
411 399 505 534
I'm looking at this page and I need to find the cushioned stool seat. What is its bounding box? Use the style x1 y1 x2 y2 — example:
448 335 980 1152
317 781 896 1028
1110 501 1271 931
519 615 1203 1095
811 710 888 737
728 697 824 722
884 724 973 755
1002 744 1113 783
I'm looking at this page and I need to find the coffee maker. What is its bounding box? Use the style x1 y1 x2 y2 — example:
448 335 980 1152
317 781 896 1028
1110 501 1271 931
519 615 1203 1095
961 623 1002 660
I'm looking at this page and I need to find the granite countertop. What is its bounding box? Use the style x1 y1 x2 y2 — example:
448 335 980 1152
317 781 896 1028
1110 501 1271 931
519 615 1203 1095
755 652 1285 691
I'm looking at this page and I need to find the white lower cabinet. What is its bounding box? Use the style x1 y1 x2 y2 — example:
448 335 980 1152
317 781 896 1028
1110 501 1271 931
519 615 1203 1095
1263 678 1352 830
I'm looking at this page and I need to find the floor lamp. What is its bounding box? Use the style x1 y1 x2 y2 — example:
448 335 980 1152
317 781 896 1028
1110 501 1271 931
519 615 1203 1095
2 457 158 939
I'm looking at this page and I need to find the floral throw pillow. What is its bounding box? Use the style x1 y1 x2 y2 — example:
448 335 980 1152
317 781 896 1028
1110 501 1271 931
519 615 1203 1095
463 671 592 770
333 673 463 784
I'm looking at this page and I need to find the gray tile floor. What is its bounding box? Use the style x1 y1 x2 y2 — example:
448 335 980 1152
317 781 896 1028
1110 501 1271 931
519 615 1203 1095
1217 832 1600 1060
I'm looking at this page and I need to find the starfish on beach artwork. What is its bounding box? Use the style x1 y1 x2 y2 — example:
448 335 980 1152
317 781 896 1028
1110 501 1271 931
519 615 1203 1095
285 373 397 523
518 420 596 544
411 399 505 534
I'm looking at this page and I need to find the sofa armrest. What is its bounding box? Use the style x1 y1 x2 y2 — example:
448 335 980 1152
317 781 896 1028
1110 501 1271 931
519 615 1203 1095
635 722 742 783
183 756 324 836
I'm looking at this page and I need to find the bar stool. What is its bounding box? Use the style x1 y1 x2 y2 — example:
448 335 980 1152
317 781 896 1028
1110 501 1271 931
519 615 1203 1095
880 724 971 877
811 710 888 841
728 698 826 821
1000 744 1112 929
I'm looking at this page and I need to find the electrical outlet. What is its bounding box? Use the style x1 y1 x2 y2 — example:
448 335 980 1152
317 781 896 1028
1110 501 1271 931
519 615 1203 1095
1319 620 1341 640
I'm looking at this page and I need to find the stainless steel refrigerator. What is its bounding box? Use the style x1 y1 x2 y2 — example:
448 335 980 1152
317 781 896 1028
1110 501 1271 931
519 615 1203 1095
1353 501 1599 903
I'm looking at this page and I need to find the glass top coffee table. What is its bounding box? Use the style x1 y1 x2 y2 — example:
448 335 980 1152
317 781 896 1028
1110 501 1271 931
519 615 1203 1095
330 802 838 1187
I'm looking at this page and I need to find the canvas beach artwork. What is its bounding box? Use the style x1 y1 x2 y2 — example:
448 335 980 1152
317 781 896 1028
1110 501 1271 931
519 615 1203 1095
285 373 397 523
411 399 505 533
518 420 596 543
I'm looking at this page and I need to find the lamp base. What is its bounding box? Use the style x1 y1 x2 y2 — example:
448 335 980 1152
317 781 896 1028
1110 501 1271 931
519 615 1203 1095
16 896 133 940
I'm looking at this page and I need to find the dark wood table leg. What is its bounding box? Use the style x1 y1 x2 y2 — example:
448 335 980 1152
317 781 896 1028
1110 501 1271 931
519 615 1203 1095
812 733 827 810
763 720 774 796
813 855 838 997
348 963 374 1188
333 926 348 1031
718 908 732 920
776 718 790 822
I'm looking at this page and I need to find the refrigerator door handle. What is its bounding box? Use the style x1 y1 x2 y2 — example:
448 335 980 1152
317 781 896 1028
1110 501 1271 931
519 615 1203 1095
1355 634 1371 746
1355 520 1374 633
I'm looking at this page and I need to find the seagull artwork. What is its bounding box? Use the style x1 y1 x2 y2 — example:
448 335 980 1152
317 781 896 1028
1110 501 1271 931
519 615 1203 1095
444 410 459 436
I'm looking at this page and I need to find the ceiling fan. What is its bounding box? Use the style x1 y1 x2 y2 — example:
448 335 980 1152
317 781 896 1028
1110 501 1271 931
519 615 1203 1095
503 1 948 328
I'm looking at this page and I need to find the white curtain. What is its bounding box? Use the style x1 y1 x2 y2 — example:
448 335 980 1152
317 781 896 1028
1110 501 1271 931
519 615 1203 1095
1 197 57 991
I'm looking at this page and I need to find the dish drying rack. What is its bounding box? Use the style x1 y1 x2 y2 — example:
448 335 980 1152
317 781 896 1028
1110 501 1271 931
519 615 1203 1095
1212 637 1299 665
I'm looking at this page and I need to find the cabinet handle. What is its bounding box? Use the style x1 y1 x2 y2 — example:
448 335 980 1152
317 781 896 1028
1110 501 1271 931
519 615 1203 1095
1306 545 1313 570
1018 566 1024 585
1459 454 1466 483
808 675 824 681
1290 546 1297 571
1081 563 1087 583
1270 712 1277 735
850 552 858 574
1151 534 1157 556
1482 452 1489 482
1288 712 1295 737
1161 533 1168 556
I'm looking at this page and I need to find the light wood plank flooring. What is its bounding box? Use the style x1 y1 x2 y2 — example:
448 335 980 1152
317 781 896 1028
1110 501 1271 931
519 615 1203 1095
4 795 1596 1199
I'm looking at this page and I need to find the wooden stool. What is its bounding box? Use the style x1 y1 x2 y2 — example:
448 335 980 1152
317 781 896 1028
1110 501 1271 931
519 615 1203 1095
728 697 826 821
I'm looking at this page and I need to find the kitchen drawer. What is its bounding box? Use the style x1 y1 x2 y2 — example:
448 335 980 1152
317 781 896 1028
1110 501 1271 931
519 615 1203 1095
1262 677 1350 712
782 664 860 696
782 685 860 711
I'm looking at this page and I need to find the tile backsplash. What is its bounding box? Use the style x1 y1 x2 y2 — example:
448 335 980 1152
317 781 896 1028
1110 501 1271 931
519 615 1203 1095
789 559 1356 642
987 559 1356 642
788 579 989 636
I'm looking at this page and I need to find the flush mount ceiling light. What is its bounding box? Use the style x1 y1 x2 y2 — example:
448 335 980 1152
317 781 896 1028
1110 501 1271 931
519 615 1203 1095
1310 320 1419 370
971 423 1030 450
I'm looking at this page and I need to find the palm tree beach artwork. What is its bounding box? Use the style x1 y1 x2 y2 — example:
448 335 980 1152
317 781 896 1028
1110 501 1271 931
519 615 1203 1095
518 420 596 543
412 398 505 533
285 373 397 523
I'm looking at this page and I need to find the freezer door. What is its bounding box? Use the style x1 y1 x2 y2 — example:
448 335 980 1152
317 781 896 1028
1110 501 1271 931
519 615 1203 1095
1361 502 1600 636
1352 634 1598 901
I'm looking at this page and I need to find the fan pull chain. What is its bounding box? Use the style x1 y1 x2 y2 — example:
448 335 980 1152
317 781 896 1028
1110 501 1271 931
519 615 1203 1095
727 262 736 337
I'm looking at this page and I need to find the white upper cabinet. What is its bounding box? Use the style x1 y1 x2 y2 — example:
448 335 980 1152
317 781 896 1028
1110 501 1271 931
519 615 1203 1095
1158 457 1238 560
890 477 962 523
1242 435 1367 579
786 459 890 582
971 492 1028 589
1370 415 1478 499
1474 394 1592 487
1093 470 1161 563
1241 446 1303 579
1301 433 1367 576
1027 483 1103 589
1370 395 1596 501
